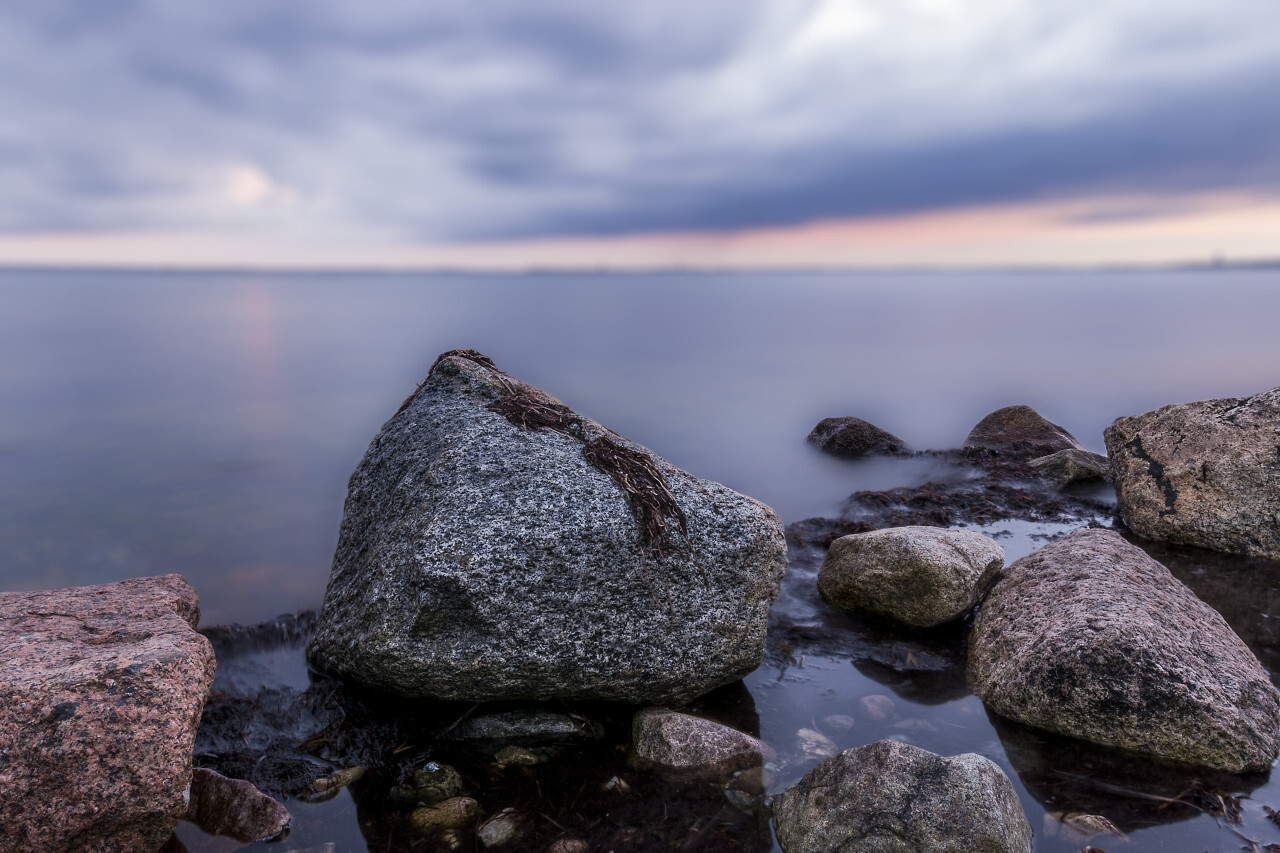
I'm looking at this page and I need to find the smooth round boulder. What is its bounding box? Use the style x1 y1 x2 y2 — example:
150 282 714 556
806 417 907 458
969 528 1280 772
306 351 787 704
772 739 1033 853
1105 386 1280 560
818 526 1005 627
964 405 1083 459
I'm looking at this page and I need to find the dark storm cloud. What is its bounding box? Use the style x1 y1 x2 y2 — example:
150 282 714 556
1 0 1277 242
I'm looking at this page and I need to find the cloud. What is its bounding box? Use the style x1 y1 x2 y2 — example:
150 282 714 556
0 0 1277 244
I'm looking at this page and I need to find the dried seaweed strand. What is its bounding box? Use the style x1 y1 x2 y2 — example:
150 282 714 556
488 390 583 439
583 436 704 584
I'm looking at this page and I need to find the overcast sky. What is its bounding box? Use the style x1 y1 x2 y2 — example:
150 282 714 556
2 1 1278 266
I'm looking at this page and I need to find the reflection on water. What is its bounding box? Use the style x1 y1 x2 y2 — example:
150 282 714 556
5 268 1280 850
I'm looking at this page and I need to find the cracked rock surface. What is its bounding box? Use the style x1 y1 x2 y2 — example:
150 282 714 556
307 351 787 704
0 575 216 853
969 528 1280 772
1105 386 1280 560
772 739 1033 853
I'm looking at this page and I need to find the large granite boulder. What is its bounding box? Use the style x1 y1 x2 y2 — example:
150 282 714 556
0 575 217 853
969 528 1279 771
307 350 787 704
772 739 1033 853
806 417 906 458
818 526 1004 627
1104 386 1280 560
964 404 1084 460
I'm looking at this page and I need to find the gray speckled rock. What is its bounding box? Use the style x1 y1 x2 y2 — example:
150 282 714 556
631 708 766 781
969 528 1279 772
772 739 1033 853
818 526 1004 627
306 351 787 704
806 417 906 458
1104 387 1280 559
1029 448 1110 488
964 405 1083 459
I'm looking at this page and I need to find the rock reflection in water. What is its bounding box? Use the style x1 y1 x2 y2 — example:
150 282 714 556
192 615 772 852
989 709 1272 845
1126 533 1280 689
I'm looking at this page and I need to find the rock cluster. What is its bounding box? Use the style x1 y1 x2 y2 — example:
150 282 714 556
306 350 787 704
818 526 1004 627
969 528 1280 772
772 739 1033 853
1106 386 1280 560
0 575 217 853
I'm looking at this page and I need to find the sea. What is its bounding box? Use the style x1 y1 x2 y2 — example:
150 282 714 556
3 266 1279 851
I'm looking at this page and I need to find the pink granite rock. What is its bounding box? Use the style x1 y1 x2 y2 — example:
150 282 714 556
186 767 290 842
0 574 217 853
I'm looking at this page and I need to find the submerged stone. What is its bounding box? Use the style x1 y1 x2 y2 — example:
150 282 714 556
306 350 786 704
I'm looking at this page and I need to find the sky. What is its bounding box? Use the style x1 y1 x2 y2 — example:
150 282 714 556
1 1 1278 269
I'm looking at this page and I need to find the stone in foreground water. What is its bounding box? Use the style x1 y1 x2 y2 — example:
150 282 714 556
969 528 1280 772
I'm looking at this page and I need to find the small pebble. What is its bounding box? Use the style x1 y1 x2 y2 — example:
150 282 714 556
478 808 525 848
409 797 479 836
860 694 896 720
493 745 541 767
821 713 856 733
601 775 631 794
797 728 838 760
546 839 589 853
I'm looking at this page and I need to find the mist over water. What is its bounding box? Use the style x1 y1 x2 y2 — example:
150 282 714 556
2 267 1278 625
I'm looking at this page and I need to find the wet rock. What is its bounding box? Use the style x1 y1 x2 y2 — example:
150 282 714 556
477 808 526 848
823 712 858 731
969 528 1280 771
859 695 895 721
305 765 365 798
964 404 1084 460
601 775 632 794
819 526 1004 627
806 416 907 458
772 739 1033 853
796 727 838 761
493 745 541 767
1030 448 1110 488
307 350 787 704
451 709 602 745
388 762 465 808
186 767 291 842
410 796 480 835
547 838 590 853
0 575 217 853
631 708 766 781
1105 386 1280 560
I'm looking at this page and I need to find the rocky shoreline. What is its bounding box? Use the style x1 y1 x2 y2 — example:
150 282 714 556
4 352 1279 852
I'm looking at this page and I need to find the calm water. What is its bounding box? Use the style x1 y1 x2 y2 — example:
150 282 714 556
4 267 1280 852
